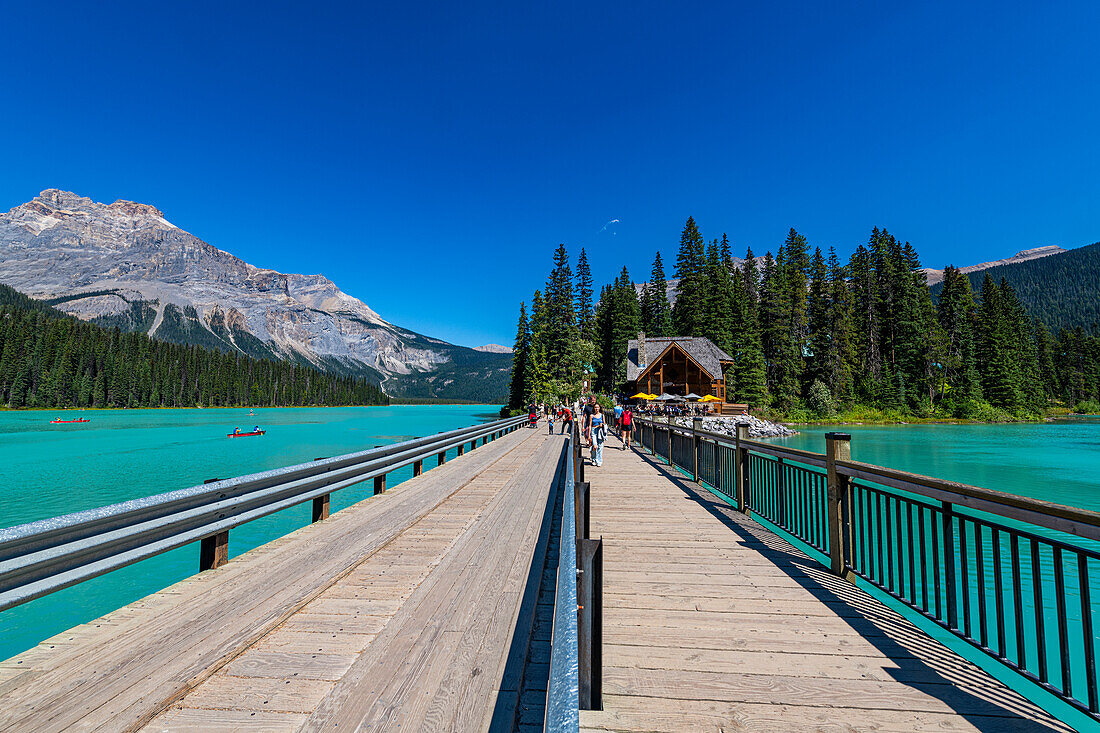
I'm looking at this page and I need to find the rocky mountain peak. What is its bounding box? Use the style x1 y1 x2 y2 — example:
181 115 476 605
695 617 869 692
107 199 168 220
34 189 94 210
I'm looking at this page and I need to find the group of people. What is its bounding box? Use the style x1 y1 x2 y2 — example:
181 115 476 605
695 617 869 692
633 402 714 417
526 397 635 468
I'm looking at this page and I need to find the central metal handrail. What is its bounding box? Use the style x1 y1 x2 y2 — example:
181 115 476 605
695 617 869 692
0 415 526 612
544 422 581 731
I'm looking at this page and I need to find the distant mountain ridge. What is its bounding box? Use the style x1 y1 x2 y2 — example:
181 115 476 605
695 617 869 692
0 189 511 402
921 245 1067 285
929 241 1100 332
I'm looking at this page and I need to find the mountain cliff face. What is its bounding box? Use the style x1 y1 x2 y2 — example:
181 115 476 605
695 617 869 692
0 189 511 401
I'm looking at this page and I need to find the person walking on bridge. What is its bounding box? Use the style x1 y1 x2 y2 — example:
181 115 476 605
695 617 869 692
559 404 573 434
620 405 633 450
590 404 607 467
582 396 595 448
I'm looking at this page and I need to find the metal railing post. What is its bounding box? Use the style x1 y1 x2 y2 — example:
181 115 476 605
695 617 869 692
374 474 386 494
575 482 590 541
824 432 851 576
943 501 958 630
692 418 702 482
735 422 750 512
413 459 424 477
577 536 602 710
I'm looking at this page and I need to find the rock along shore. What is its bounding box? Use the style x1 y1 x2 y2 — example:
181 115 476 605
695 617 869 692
670 414 797 438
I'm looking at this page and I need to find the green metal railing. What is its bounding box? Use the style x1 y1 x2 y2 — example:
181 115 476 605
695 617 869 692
633 416 1100 721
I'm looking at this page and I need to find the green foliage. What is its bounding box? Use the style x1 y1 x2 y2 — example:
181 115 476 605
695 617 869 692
594 268 640 392
806 379 835 417
0 294 388 410
1072 399 1100 414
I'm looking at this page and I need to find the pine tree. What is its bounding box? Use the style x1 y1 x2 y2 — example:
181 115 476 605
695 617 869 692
703 239 734 354
506 302 531 410
671 216 706 336
543 244 578 381
575 247 595 341
642 251 674 337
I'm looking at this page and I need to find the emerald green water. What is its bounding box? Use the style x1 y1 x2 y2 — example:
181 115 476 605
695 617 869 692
0 405 499 660
768 417 1100 512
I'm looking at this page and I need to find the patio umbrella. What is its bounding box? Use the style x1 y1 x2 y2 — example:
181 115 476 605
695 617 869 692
629 392 654 400
655 393 676 401
699 395 721 402
683 393 702 400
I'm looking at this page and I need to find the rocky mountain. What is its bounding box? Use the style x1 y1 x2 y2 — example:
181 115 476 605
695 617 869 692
474 343 512 353
921 245 1067 285
0 189 511 401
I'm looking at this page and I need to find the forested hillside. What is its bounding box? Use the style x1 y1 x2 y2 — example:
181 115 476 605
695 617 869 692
930 242 1100 332
506 221 1100 420
0 286 389 409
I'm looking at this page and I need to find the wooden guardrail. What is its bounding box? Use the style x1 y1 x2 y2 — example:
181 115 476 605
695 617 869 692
633 416 1100 722
0 416 526 613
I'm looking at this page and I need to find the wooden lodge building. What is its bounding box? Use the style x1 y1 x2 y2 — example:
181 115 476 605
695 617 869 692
625 333 737 406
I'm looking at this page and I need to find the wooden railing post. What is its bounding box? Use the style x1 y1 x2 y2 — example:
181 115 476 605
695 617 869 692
199 530 229 571
825 432 851 576
577 537 603 710
735 422 750 512
312 494 330 522
374 474 386 494
692 418 702 482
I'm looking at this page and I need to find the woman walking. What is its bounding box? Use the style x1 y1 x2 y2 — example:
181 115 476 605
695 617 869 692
590 404 607 467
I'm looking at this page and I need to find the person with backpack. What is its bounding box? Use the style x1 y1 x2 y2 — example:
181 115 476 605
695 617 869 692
560 404 573 434
590 404 607 467
620 405 633 450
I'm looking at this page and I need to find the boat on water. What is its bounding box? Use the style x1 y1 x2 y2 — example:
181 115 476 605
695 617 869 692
228 429 266 438
50 418 91 424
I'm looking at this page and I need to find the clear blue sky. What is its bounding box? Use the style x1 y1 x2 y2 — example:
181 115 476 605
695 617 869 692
2 2 1098 347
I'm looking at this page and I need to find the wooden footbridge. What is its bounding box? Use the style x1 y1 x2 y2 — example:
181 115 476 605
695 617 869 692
0 414 1095 731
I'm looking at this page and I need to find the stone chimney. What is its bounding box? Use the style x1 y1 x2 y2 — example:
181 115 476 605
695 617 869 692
637 332 646 368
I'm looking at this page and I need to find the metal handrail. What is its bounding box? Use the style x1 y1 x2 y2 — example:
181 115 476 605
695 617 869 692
0 416 526 612
544 423 580 731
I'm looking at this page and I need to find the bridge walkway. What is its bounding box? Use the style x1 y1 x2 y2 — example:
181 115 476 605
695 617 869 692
0 425 564 733
579 432 1073 733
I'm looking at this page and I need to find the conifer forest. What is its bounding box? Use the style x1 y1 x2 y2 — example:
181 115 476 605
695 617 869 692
507 219 1100 420
0 284 389 409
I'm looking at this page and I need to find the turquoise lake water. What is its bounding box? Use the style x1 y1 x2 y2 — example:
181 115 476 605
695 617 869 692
0 405 499 660
767 417 1100 512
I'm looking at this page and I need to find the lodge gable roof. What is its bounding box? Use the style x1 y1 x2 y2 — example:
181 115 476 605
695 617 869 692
625 336 734 383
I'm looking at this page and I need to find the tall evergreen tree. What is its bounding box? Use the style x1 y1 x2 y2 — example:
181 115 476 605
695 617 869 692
575 247 595 341
506 302 531 410
671 216 706 336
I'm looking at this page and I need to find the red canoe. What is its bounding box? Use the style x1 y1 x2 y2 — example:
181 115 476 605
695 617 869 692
228 430 266 438
50 418 91 424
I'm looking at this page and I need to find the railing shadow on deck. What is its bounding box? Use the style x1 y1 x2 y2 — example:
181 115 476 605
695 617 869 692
625 440 1072 733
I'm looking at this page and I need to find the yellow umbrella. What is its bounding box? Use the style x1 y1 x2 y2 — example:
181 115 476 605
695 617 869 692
699 395 721 402
629 392 656 400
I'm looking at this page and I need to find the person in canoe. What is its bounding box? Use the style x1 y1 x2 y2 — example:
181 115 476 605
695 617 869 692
233 427 241 435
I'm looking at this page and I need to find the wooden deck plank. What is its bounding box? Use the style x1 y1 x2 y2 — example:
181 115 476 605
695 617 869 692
582 433 1072 733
